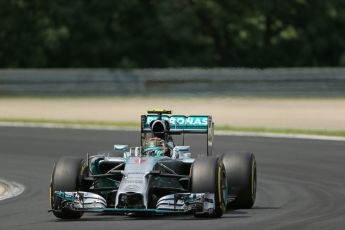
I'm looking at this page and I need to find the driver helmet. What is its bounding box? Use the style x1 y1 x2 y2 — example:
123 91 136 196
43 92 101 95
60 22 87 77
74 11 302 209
144 137 168 157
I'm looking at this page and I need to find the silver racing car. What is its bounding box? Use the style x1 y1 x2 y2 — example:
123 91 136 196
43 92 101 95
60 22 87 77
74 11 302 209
49 109 257 219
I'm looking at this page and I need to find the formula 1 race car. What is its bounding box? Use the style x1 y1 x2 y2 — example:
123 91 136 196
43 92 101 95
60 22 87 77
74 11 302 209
49 109 257 219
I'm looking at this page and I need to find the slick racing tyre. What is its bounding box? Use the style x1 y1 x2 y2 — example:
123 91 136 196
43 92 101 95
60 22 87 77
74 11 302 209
222 152 257 209
50 157 85 219
191 157 227 218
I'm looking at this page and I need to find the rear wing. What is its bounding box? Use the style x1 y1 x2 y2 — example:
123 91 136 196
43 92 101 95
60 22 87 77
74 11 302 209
141 114 214 155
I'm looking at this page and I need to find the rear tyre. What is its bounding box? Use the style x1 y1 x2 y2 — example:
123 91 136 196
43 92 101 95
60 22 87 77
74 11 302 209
191 157 227 218
50 157 85 219
222 152 257 209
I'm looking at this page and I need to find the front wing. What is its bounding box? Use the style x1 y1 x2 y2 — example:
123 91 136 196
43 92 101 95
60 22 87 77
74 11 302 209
51 191 216 215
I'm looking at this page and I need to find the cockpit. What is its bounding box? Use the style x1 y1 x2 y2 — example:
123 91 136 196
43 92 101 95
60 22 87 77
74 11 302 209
143 137 171 157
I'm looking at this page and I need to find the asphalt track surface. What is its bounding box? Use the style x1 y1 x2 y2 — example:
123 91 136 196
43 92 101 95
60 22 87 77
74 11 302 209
0 126 345 230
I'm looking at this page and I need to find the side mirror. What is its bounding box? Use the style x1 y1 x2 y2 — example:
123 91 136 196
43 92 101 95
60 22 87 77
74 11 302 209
113 145 129 151
172 146 191 159
174 146 190 152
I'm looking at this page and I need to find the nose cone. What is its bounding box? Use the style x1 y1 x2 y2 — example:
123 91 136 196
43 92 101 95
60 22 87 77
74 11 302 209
115 156 158 208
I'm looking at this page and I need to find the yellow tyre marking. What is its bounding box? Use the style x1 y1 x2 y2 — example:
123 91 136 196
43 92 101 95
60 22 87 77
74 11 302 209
218 162 226 212
251 159 255 200
49 163 55 209
218 164 221 202
49 174 53 208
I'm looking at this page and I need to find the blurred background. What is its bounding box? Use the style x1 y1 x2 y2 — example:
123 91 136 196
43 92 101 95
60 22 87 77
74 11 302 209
1 0 345 68
0 0 345 135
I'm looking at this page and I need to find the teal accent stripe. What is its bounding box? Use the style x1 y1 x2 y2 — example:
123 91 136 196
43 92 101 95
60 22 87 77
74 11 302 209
78 207 189 214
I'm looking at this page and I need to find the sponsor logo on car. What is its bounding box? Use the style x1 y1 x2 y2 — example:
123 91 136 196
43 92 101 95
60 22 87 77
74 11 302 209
146 116 208 127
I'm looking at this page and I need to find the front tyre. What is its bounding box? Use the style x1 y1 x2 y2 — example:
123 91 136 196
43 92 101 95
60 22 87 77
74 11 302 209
50 157 85 219
191 157 227 218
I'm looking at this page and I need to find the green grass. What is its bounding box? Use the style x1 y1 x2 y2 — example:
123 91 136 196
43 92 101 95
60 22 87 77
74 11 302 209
1 117 345 137
2 95 345 100
217 125 345 137
0 118 138 128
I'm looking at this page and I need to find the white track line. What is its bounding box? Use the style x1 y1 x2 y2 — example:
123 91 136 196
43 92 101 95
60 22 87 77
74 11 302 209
0 178 25 201
1 121 345 142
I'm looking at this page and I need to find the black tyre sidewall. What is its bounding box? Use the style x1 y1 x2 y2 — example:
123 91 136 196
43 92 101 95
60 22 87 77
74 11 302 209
50 157 84 219
191 157 227 218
